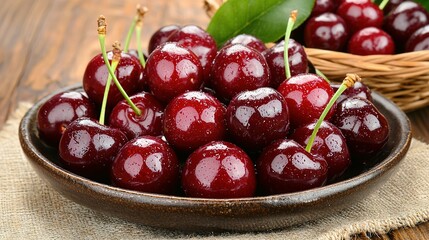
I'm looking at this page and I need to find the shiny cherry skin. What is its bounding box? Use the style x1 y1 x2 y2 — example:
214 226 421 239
277 73 335 129
167 25 217 81
108 92 164 140
311 0 336 17
182 141 256 198
163 91 226 152
37 91 97 146
83 51 143 109
145 42 203 103
384 1 429 48
111 136 180 194
210 44 270 101
263 39 308 88
304 13 349 51
331 81 373 104
290 121 350 181
331 97 389 161
223 34 267 53
336 0 383 34
59 117 128 181
257 139 328 195
405 25 429 52
384 0 405 15
347 27 395 55
226 87 290 150
148 25 180 54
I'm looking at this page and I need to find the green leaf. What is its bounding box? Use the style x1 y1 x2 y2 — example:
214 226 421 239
206 0 315 47
375 0 429 12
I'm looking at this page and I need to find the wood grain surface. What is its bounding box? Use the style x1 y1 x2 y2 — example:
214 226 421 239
1 0 428 239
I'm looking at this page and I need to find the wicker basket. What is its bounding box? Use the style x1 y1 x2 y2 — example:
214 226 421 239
204 0 429 112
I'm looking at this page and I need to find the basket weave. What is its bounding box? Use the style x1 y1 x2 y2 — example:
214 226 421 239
204 0 429 112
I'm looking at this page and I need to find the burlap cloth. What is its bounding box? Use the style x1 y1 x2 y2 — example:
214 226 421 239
1 102 428 240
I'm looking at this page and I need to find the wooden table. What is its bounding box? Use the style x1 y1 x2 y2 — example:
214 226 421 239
1 0 428 239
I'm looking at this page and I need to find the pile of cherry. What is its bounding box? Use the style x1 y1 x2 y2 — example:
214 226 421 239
37 10 390 199
302 0 429 55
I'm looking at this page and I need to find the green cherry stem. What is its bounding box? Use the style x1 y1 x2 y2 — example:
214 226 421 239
97 16 142 116
123 8 139 53
284 10 297 80
316 68 330 83
99 42 121 125
135 6 148 67
379 0 389 10
305 73 362 153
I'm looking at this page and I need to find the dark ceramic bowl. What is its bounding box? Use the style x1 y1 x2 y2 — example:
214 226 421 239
19 86 411 232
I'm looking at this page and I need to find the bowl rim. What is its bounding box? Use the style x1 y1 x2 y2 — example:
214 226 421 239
19 86 412 207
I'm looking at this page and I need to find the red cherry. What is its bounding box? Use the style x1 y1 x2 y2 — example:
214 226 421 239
148 25 180 54
384 1 429 49
336 0 384 34
145 42 203 103
347 27 395 55
277 73 335 129
304 13 349 51
331 81 373 104
263 39 308 88
210 44 270 101
163 91 226 152
167 25 217 81
59 117 128 181
111 136 180 194
290 121 350 181
182 141 256 198
257 139 328 195
108 92 164 140
405 24 429 52
331 97 389 161
311 0 337 17
83 51 143 109
223 34 267 53
226 87 290 150
37 91 97 146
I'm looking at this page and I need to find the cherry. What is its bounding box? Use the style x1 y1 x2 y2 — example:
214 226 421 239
59 117 128 181
311 0 337 17
405 24 429 52
384 1 429 49
257 139 328 195
304 13 349 51
291 121 350 181
37 91 97 146
347 27 395 55
108 92 164 140
163 91 226 152
148 25 180 54
145 42 203 103
331 96 389 161
336 0 384 34
384 0 404 15
331 81 373 104
167 25 217 81
223 34 267 53
226 87 290 150
277 73 335 128
181 141 256 198
111 136 180 194
83 51 143 109
263 39 308 88
210 44 270 101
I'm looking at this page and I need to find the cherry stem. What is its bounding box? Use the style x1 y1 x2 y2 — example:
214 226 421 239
284 10 297 80
97 16 142 117
316 68 330 83
305 73 361 153
123 17 137 53
135 6 148 67
379 0 389 10
99 42 121 125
